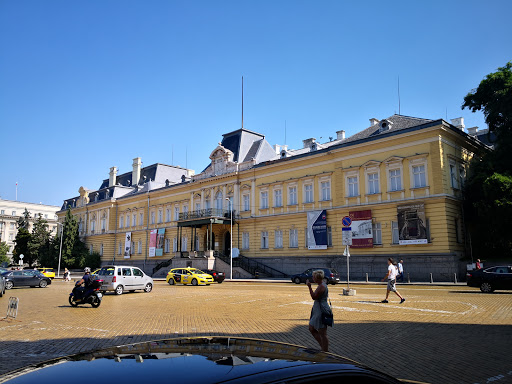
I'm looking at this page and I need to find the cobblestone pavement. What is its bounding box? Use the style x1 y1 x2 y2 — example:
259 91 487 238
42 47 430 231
0 280 511 384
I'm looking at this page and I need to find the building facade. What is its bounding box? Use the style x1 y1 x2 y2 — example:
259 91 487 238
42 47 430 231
58 115 487 281
0 199 60 263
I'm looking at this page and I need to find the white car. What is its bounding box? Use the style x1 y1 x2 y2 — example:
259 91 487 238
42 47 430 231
96 265 153 295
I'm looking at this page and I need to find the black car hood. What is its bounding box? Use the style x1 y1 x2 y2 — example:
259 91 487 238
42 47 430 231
0 337 401 384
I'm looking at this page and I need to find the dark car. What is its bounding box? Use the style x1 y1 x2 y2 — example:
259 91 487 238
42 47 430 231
467 265 512 293
0 337 404 384
2 270 52 289
291 268 341 285
204 269 225 283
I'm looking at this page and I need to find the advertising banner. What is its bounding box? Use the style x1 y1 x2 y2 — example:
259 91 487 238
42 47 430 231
155 228 165 256
307 210 327 250
349 210 373 248
149 229 157 257
397 203 428 244
124 232 132 258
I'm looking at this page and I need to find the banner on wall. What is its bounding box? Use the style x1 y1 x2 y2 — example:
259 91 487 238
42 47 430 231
155 228 165 256
349 210 373 248
397 203 428 244
124 232 132 258
307 210 327 250
149 229 157 257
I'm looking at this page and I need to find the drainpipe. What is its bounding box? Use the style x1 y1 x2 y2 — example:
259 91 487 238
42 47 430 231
112 201 117 264
143 190 150 271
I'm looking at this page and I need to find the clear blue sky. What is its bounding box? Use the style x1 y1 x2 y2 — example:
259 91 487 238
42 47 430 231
1 0 510 207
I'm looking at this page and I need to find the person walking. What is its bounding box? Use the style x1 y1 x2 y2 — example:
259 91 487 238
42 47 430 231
397 259 404 282
306 269 332 352
381 258 405 304
476 259 482 270
63 268 71 281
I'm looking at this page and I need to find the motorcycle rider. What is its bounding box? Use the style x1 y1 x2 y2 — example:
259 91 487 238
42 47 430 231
75 267 93 299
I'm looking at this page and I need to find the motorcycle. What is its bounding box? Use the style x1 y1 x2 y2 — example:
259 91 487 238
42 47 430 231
69 278 103 308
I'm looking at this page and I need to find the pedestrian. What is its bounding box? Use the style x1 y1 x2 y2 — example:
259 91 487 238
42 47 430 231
476 259 482 270
381 258 405 304
306 269 332 352
64 268 71 281
397 259 404 282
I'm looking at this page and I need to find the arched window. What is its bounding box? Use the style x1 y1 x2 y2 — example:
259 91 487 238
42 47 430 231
215 191 223 210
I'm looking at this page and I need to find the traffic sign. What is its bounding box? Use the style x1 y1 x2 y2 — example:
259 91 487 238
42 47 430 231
342 216 352 227
342 227 352 245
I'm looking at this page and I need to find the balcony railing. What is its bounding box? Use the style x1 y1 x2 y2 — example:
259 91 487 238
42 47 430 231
179 209 237 221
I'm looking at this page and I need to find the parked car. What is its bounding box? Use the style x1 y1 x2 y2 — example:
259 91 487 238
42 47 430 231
166 267 214 286
96 265 153 295
467 265 512 293
291 268 341 285
0 337 403 383
2 270 52 289
37 268 56 279
203 269 225 283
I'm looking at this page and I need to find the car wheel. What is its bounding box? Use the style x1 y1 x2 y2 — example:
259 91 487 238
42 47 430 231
217 280 223 284
69 295 78 307
39 280 48 288
115 285 124 295
168 278 175 285
192 279 198 286
144 283 153 293
480 282 494 293
293 277 301 284
5 281 13 290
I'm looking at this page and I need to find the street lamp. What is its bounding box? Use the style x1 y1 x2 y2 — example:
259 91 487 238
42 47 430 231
56 222 64 278
225 198 233 280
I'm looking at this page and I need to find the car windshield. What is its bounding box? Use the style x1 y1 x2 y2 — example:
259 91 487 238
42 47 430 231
98 268 115 276
191 269 206 274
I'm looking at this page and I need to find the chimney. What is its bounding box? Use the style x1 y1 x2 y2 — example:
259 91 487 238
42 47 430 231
450 117 465 131
109 166 117 187
336 130 345 140
132 157 142 186
467 126 478 135
370 118 379 126
302 138 316 149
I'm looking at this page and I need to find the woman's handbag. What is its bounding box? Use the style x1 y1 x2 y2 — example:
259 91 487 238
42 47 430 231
321 298 334 327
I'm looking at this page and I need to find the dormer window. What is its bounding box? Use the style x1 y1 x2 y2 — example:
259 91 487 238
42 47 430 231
281 150 287 158
311 143 317 151
379 119 393 132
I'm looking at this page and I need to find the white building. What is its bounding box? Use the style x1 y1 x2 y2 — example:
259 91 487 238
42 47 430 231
0 198 60 263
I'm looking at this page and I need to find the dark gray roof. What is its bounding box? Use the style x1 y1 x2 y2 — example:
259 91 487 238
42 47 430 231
99 163 189 189
221 128 266 163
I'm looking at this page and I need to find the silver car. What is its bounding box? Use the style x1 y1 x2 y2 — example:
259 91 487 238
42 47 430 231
96 265 153 295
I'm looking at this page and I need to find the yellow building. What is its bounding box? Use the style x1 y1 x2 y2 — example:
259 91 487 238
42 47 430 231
58 115 487 281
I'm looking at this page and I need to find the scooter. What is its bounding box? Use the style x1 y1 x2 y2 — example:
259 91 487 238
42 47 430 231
69 278 103 308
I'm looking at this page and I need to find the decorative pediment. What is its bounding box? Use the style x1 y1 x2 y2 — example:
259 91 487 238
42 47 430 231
240 183 251 190
362 160 381 168
383 156 405 164
210 144 234 162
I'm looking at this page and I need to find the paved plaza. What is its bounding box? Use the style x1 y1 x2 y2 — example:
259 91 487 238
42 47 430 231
0 279 511 384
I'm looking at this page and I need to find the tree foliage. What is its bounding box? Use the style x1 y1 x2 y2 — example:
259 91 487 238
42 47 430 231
0 242 10 266
462 62 512 259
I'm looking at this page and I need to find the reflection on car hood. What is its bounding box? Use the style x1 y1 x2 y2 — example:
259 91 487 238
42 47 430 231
0 337 402 384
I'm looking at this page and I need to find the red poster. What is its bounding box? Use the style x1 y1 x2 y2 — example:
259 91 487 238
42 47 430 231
349 210 373 248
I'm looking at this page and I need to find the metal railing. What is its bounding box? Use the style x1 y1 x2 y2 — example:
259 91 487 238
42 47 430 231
179 209 239 221
215 252 288 278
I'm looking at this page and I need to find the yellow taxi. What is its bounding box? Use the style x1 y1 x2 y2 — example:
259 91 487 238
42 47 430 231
166 268 214 286
37 268 56 279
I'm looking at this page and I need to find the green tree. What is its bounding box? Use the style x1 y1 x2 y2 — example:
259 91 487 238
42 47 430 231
29 214 53 267
0 241 10 266
13 227 32 266
16 208 31 230
462 62 512 259
59 207 91 269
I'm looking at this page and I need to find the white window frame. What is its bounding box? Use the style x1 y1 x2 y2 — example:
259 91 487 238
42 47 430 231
158 209 163 223
150 211 156 225
449 161 458 189
410 158 428 188
166 208 171 222
242 232 250 250
288 185 298 205
304 183 314 203
320 180 331 201
261 231 269 249
132 214 137 227
391 221 399 244
215 191 223 210
367 171 380 195
119 216 124 228
274 188 283 207
174 206 180 221
373 222 382 245
139 212 144 226
165 238 170 253
274 230 283 248
125 213 130 228
138 241 142 254
289 228 298 248
346 171 359 197
243 194 250 211
173 237 178 252
260 190 269 209
388 168 402 192
100 243 104 256
182 236 188 252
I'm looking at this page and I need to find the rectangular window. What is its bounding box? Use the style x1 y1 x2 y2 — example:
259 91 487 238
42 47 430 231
139 213 144 226
389 169 401 191
321 181 331 201
274 189 282 207
412 165 426 188
304 228 308 248
174 207 180 221
459 166 465 188
89 244 93 254
0 210 4 214
261 231 269 249
182 236 188 252
348 177 358 197
158 210 163 223
165 238 170 253
205 199 211 210
131 241 135 255
119 216 124 228
150 211 155 225
392 221 399 244
242 232 250 250
125 214 130 227
327 226 332 246
260 191 268 209
450 164 458 188
100 243 104 256
132 214 137 227
289 229 298 248
243 194 250 211
373 223 382 245
368 173 379 194
183 205 188 215
166 209 171 222
288 186 297 205
91 220 96 233
138 241 142 254
304 184 313 203
274 230 283 248
118 242 122 255
195 202 201 212
10 223 15 230
12 211 16 216
173 237 177 252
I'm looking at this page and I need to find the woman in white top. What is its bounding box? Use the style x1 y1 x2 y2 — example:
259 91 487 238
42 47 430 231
381 258 405 304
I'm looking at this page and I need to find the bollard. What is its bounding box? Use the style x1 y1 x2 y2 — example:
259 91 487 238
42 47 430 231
430 273 434 283
365 273 368 283
407 273 410 283
454 273 457 284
